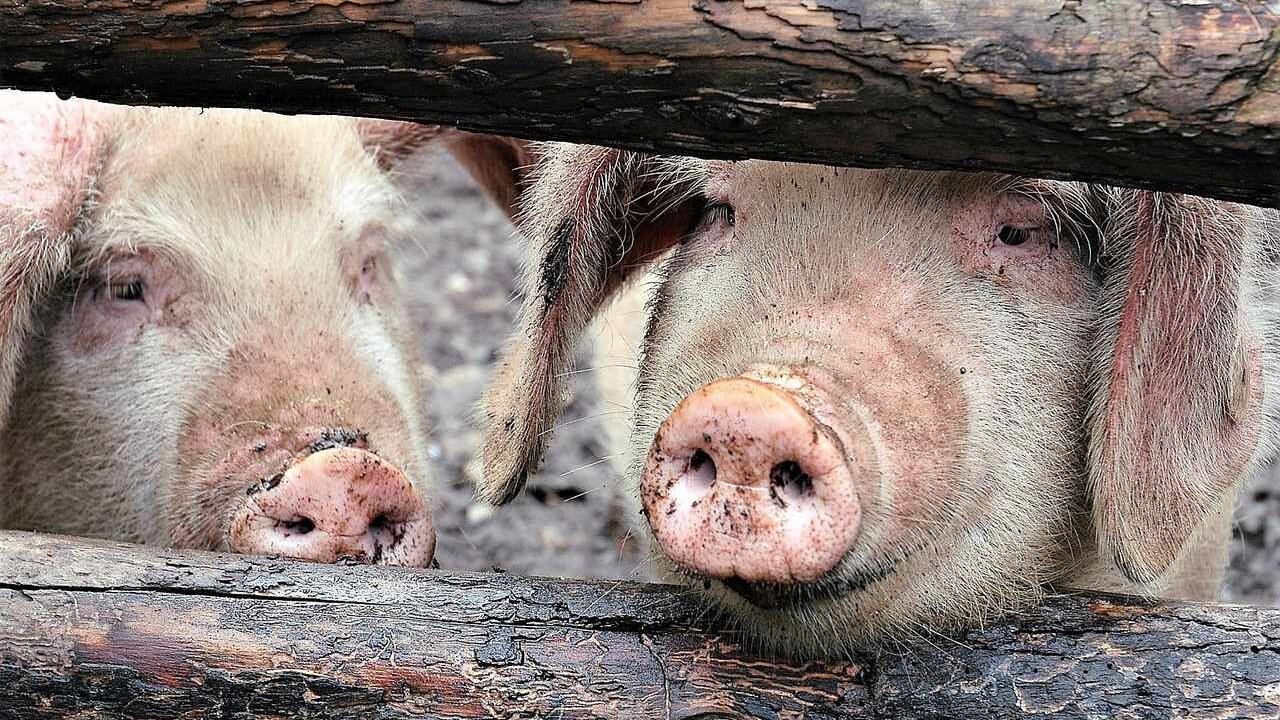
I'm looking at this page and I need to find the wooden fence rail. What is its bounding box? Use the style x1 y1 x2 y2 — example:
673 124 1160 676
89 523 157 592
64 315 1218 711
0 530 1277 719
0 0 1278 206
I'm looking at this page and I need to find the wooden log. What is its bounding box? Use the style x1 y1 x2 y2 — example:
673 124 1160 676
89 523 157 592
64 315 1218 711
0 530 1277 719
0 1 1278 207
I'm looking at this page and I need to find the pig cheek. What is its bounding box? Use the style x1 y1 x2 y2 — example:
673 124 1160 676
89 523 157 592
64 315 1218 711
159 293 200 334
170 418 290 550
68 285 197 354
855 335 979 544
68 301 148 354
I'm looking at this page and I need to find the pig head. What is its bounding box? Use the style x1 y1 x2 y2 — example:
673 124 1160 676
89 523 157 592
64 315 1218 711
0 92 528 567
477 144 1277 652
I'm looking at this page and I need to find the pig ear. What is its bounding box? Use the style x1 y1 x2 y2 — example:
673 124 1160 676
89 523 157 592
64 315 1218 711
356 119 448 170
358 121 532 216
476 145 697 504
442 133 536 220
0 92 103 431
1088 190 1267 584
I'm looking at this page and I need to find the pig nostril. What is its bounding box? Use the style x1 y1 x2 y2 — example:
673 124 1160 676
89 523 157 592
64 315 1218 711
369 513 392 535
686 449 717 489
769 460 814 504
279 517 316 536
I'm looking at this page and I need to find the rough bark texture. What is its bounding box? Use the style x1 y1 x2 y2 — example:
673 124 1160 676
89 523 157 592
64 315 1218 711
1 1 1278 206
0 531 1276 719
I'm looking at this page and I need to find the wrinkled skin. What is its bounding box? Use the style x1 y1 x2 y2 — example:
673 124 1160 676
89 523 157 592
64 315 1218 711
478 145 1280 655
0 93 527 567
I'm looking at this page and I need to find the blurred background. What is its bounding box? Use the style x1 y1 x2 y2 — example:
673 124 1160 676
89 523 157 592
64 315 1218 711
397 146 1280 606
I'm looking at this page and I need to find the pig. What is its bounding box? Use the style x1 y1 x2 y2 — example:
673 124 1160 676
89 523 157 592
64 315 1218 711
475 143 1279 655
0 92 527 567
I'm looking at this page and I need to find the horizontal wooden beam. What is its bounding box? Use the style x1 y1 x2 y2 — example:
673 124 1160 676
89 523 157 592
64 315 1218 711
0 530 1277 718
0 1 1278 206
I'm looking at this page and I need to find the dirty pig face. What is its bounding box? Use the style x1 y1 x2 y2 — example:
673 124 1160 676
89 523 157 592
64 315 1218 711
480 141 1272 655
630 164 1102 650
4 108 435 565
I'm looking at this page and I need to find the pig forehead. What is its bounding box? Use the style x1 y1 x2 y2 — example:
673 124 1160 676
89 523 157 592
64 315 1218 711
697 161 1069 213
103 108 390 214
707 162 985 197
85 113 398 264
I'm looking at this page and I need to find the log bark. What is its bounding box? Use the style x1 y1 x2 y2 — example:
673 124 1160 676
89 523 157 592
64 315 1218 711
0 531 1277 719
0 1 1279 207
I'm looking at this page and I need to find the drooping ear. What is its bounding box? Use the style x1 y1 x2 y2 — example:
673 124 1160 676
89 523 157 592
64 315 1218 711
0 91 104 431
1088 189 1268 584
441 132 536 220
356 119 449 170
476 144 699 504
357 120 532 217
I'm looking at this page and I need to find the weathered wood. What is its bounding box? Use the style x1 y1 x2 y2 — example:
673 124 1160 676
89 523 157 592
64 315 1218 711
0 531 1276 719
0 1 1278 207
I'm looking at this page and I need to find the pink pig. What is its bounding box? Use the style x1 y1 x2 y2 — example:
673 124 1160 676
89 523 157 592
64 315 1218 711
0 92 525 567
477 144 1278 654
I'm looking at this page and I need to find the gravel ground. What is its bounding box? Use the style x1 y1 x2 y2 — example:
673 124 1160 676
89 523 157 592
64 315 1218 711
397 147 1280 606
396 148 649 583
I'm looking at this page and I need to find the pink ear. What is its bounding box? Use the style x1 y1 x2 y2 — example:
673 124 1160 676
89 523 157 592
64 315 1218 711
355 119 448 170
1089 190 1266 583
0 91 103 431
477 145 697 505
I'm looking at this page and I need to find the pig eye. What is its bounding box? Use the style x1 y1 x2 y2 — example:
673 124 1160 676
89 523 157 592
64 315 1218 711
107 280 144 302
997 226 1032 246
698 201 735 229
352 252 385 305
706 199 737 225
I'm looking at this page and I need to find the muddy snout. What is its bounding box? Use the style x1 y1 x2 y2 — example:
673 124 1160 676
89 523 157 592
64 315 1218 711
642 375 863 587
230 447 435 567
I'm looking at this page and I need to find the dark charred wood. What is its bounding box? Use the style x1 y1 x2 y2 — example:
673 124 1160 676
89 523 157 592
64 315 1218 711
0 1 1278 207
0 530 1277 719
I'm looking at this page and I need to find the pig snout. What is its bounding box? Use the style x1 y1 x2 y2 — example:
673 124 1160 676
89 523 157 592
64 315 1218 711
229 447 435 567
642 374 865 587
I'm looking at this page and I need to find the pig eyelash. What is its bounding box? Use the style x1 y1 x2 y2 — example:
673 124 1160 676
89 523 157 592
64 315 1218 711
701 202 735 228
106 279 144 302
996 226 1034 246
686 200 735 240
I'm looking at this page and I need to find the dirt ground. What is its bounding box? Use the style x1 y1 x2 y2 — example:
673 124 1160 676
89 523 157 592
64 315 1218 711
397 147 1280 606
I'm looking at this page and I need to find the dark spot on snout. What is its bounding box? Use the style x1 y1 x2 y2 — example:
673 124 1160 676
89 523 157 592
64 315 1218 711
539 217 575 316
247 472 285 496
308 427 369 455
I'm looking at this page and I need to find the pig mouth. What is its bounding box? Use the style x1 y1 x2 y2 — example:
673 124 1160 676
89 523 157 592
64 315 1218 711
715 552 906 610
